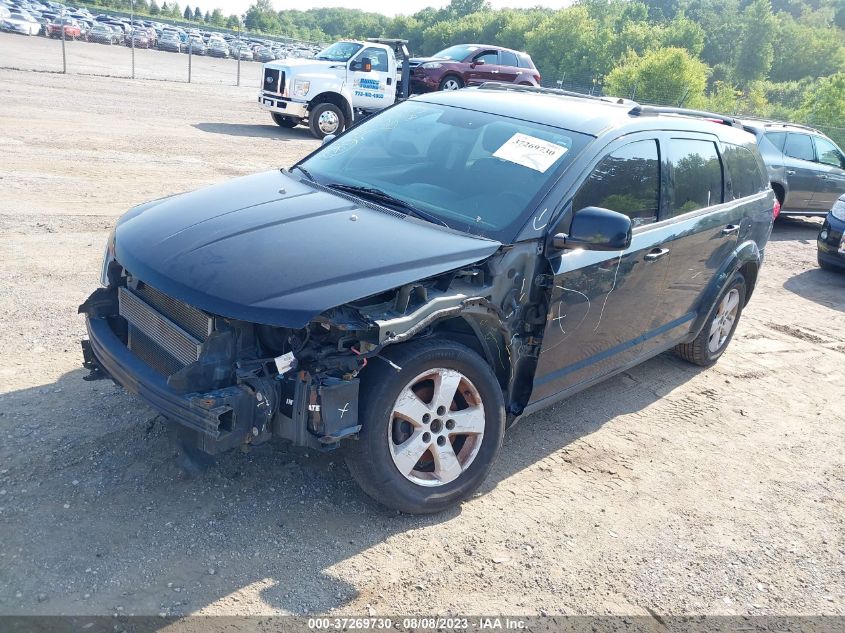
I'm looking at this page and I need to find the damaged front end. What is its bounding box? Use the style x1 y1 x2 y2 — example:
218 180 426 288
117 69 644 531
79 241 548 455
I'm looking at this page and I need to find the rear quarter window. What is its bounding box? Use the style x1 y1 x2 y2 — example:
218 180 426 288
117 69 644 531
667 138 723 217
723 143 768 199
517 52 534 69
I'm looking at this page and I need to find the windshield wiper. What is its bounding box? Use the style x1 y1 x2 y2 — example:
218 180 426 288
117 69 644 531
291 164 316 182
326 184 449 227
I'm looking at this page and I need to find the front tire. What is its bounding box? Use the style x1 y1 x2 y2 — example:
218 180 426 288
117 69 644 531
308 102 345 139
271 112 300 128
439 75 464 91
676 273 746 367
818 253 844 272
346 339 505 514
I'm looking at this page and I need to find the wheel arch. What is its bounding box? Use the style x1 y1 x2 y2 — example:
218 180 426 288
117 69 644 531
688 241 760 341
770 180 786 205
308 92 352 123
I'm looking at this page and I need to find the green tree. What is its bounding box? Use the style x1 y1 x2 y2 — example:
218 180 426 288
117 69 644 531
800 72 845 125
225 14 239 29
194 6 202 21
210 8 223 26
605 47 710 106
149 0 159 15
169 2 180 18
733 0 775 87
183 5 192 20
244 0 280 32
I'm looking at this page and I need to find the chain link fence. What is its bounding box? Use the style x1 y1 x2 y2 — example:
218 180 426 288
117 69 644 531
0 17 321 87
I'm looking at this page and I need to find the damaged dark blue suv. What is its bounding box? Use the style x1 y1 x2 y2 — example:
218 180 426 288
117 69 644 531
80 84 776 513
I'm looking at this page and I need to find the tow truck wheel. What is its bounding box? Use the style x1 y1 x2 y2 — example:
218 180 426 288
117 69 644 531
346 339 505 514
271 113 300 129
309 103 345 139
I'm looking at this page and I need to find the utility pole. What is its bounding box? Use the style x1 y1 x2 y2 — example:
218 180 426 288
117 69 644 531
130 0 135 79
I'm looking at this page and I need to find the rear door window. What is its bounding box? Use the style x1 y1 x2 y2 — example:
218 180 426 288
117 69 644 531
723 144 767 199
783 133 815 161
763 131 786 152
500 50 519 68
667 138 723 217
572 139 660 227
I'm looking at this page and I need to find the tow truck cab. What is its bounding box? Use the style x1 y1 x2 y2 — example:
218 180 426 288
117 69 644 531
258 38 411 139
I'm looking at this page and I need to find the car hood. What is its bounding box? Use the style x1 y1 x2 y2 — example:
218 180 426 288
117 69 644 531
265 58 340 72
114 170 501 328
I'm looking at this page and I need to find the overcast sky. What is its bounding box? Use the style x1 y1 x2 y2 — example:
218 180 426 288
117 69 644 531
198 0 574 18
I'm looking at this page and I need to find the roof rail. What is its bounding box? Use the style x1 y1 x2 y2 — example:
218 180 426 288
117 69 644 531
742 118 821 134
478 81 636 106
629 105 743 129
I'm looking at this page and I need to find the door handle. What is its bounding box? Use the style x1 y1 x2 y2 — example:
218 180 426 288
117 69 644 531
644 247 670 261
786 169 796 175
722 224 740 235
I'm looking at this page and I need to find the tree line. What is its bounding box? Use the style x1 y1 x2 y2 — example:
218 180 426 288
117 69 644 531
76 0 845 138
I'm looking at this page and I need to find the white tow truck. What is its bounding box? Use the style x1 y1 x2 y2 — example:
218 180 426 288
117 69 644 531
258 38 411 139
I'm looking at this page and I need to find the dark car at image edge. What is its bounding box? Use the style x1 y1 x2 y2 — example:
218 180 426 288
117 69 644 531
79 84 776 514
817 196 845 272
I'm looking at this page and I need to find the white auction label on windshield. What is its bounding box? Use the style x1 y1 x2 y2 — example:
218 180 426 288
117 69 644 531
493 133 568 172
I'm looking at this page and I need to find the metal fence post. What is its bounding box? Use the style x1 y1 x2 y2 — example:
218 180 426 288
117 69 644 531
188 40 192 83
236 22 241 87
130 0 135 79
60 9 66 74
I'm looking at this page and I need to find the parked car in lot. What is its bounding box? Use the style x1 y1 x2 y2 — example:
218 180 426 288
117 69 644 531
254 46 275 63
80 85 775 513
207 38 229 57
817 196 845 272
88 21 116 44
230 43 253 60
47 16 80 39
129 28 150 48
157 30 182 52
408 43 541 93
186 34 205 54
741 119 845 217
2 10 41 35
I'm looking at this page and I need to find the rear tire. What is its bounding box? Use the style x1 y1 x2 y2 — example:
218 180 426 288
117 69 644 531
271 113 300 128
308 102 345 139
676 273 746 367
346 339 505 514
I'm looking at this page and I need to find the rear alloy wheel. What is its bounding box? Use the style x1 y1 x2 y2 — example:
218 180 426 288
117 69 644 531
271 112 300 129
308 103 345 139
676 273 746 366
439 76 464 91
346 339 505 514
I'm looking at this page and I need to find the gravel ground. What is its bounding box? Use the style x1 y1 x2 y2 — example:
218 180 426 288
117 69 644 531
1 35 844 618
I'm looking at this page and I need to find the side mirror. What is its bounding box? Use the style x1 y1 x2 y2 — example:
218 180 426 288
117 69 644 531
321 134 336 146
549 207 632 253
471 59 485 67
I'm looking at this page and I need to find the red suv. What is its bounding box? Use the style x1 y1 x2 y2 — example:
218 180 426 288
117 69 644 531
408 44 541 93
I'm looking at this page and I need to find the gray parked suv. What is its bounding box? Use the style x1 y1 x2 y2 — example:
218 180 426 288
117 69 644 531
742 119 845 216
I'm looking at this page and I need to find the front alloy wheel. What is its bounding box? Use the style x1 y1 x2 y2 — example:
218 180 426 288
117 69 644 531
388 368 485 487
347 339 505 514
